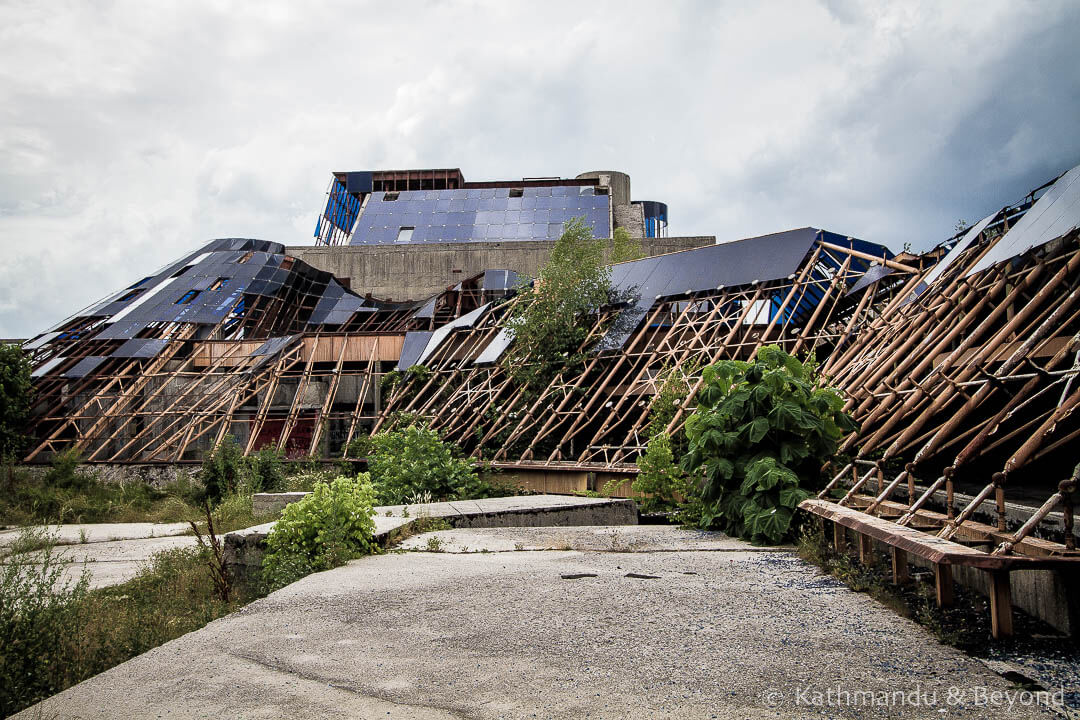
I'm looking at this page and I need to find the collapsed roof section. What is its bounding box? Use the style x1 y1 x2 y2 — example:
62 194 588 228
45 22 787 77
597 228 895 352
21 239 505 463
376 228 906 465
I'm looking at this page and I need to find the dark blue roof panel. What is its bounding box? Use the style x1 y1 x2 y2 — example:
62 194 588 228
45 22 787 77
351 187 610 245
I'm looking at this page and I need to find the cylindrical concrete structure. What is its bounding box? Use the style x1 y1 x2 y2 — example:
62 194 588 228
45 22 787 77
634 200 669 238
576 170 631 208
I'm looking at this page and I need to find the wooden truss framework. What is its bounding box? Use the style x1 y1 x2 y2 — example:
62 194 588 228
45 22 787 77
21 271 497 463
798 215 1080 638
377 221 1080 638
378 239 914 467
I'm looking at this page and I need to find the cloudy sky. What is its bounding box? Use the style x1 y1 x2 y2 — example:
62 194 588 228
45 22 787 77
2 0 1078 338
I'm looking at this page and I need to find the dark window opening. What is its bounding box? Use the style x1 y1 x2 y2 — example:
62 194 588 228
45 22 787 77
171 264 194 278
209 277 229 291
509 188 524 198
129 276 151 289
595 187 610 195
383 192 400 201
117 289 144 302
176 290 200 305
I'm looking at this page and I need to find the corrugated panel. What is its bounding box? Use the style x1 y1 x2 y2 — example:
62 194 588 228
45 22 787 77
846 264 894 297
598 228 824 351
916 210 997 292
31 355 67 378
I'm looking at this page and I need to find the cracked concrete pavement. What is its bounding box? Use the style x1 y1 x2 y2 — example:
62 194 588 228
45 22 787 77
16 526 1058 719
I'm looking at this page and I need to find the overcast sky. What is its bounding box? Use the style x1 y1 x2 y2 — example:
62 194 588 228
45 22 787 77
2 0 1078 338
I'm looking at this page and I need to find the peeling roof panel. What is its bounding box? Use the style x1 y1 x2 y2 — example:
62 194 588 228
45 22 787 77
966 163 1080 277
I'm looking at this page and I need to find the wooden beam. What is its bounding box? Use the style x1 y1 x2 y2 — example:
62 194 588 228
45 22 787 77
988 570 1013 639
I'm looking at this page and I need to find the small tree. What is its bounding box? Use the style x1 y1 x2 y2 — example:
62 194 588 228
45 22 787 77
610 227 644 263
679 346 857 544
503 217 611 389
0 344 32 461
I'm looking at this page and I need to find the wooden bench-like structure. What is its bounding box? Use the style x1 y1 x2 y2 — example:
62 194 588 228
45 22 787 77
799 462 1079 638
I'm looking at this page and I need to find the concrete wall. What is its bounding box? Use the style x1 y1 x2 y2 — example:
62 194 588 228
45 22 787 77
613 203 645 238
287 236 715 302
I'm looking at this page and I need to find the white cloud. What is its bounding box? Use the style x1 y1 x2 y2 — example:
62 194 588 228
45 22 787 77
1 0 1078 337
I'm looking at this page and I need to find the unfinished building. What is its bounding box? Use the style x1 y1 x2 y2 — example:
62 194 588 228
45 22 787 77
18 163 1080 635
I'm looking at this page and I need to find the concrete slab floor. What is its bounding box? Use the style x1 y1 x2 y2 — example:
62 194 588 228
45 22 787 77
395 525 783 554
16 531 1060 719
3 535 200 590
0 522 192 548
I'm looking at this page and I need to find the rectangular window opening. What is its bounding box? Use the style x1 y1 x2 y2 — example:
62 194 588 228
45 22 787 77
509 188 524 198
396 227 415 243
209 277 229 291
117 289 144 302
176 290 201 305
171 264 194 278
595 187 610 195
237 251 254 264
383 192 400 201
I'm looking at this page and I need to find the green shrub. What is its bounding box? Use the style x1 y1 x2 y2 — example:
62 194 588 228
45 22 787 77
679 346 857 544
200 435 246 503
44 447 90 490
366 420 485 505
246 443 286 492
0 529 89 716
632 433 692 514
261 475 378 591
610 226 644 263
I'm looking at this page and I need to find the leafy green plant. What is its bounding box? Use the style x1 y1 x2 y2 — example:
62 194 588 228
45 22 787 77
679 346 857 544
633 432 692 514
0 343 32 462
0 529 89 716
261 474 378 591
503 217 611 390
379 369 403 390
200 435 246 504
246 443 286 492
366 420 488 505
45 447 90 490
610 226 645 263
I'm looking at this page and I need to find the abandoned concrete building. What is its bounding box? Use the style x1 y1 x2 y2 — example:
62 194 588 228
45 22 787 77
18 164 1080 637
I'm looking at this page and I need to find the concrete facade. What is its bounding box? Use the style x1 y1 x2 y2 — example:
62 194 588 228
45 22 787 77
287 236 715 302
